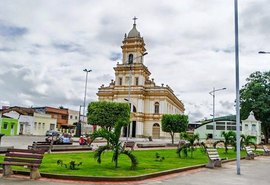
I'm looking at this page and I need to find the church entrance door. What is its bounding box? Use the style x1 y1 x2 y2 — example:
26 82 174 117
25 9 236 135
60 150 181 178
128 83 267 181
131 121 136 137
152 123 160 139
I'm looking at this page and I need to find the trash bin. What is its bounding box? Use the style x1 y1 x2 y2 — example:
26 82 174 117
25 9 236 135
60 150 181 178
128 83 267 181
0 133 5 145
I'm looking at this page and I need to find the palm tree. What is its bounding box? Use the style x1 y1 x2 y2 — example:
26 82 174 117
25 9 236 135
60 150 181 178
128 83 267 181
213 131 236 153
240 134 257 150
177 132 200 158
90 119 138 169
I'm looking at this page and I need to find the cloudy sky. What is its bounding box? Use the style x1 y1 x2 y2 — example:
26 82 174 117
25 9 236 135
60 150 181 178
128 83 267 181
0 0 269 122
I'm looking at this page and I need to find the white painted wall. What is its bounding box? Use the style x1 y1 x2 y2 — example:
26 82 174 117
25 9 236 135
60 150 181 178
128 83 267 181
242 112 261 144
3 111 34 135
33 113 57 135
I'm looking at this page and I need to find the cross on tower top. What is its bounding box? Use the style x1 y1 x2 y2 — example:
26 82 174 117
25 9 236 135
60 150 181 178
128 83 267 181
133 16 138 24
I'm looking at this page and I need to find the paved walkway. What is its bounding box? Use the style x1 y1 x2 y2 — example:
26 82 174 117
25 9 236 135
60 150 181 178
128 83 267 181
0 156 270 185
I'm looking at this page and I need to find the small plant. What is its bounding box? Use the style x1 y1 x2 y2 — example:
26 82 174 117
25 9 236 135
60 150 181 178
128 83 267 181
57 160 83 170
213 131 236 153
177 132 200 158
155 152 165 162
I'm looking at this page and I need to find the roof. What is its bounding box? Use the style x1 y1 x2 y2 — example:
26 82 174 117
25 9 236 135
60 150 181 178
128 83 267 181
2 106 35 116
197 115 236 128
127 23 140 38
243 111 258 122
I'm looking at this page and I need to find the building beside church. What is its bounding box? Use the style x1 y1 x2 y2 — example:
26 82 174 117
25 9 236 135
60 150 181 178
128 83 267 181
1 106 57 135
194 112 261 144
194 115 238 140
97 19 185 139
242 111 261 144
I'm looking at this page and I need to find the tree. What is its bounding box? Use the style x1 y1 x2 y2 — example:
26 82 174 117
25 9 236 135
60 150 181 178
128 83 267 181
87 101 130 130
213 131 236 153
90 119 138 169
240 71 270 143
88 102 137 169
240 134 256 149
161 114 188 144
177 132 200 158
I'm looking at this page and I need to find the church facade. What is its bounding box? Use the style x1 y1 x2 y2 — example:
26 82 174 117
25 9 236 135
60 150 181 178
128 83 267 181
97 19 185 139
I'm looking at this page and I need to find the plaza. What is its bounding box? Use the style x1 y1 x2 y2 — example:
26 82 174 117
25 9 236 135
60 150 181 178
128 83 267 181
0 1 269 185
0 136 270 184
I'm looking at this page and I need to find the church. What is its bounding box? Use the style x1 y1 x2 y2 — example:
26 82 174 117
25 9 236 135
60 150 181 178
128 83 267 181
97 18 185 139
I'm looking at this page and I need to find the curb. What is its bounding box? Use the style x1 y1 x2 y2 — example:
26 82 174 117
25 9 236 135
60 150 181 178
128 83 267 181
0 160 235 182
0 156 254 182
42 164 205 182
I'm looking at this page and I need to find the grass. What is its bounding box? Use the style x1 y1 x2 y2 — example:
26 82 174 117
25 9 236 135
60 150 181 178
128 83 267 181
0 148 255 177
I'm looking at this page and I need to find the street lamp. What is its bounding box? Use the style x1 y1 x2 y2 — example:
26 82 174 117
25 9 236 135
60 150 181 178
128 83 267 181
258 51 270 54
126 52 148 141
234 0 241 175
209 87 226 140
82 69 92 121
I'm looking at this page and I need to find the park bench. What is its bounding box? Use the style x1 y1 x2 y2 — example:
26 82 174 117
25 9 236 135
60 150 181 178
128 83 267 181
28 141 53 152
28 141 73 153
137 143 166 148
245 146 255 160
0 148 45 179
123 141 136 151
262 145 270 156
51 145 92 151
205 148 222 168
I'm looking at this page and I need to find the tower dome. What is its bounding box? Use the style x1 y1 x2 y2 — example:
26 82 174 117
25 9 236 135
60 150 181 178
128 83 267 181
127 16 140 38
128 24 140 38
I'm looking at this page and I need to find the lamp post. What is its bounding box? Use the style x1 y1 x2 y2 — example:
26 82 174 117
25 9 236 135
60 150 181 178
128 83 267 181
82 69 92 122
126 52 148 141
209 87 226 140
258 51 270 54
234 0 241 175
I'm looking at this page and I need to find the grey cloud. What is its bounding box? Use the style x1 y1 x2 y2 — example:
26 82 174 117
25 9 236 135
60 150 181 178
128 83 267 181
50 40 93 57
219 100 234 110
0 69 45 101
0 47 14 52
0 20 28 37
10 64 24 70
188 111 204 122
213 47 234 53
0 67 86 108
241 1 270 34
96 15 125 45
0 0 268 119
216 110 234 118
52 42 82 53
27 44 44 55
95 74 113 82
71 76 84 82
109 52 121 61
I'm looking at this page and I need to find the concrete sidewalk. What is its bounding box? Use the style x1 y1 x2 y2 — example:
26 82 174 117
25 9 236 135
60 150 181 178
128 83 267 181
0 156 270 185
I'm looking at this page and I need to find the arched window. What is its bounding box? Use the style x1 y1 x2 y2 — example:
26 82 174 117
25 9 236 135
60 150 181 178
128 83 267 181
128 54 133 64
133 105 137 113
154 102 159 114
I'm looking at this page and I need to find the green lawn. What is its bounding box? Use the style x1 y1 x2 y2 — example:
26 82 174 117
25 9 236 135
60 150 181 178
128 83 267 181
0 148 250 177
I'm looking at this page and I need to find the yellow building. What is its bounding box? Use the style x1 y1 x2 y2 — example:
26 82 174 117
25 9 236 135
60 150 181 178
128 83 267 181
32 112 57 136
97 19 185 139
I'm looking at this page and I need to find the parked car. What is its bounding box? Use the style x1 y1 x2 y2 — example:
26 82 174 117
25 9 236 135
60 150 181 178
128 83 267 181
45 130 60 137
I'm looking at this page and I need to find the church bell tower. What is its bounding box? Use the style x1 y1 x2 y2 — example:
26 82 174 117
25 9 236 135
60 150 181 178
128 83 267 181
121 17 147 65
